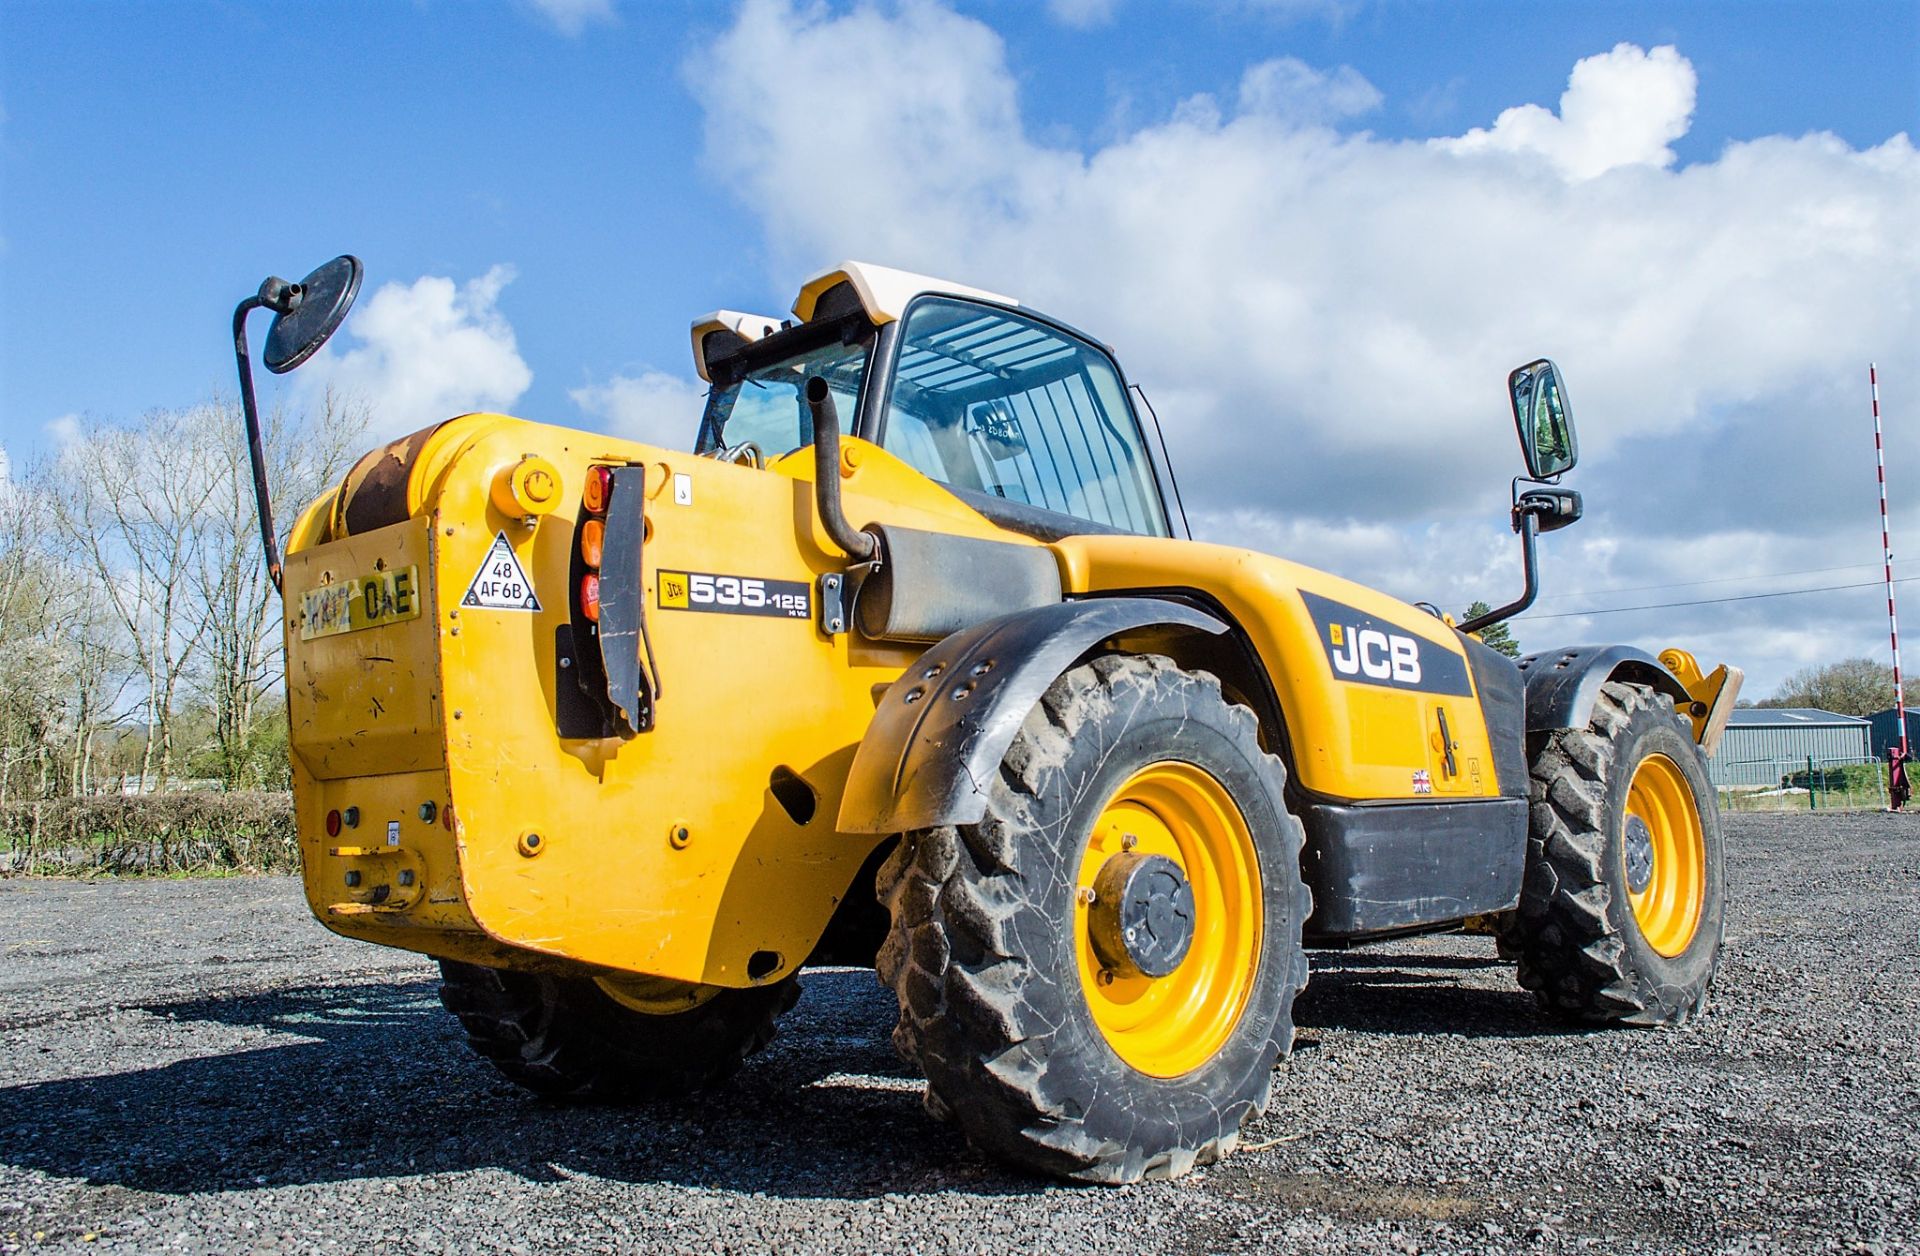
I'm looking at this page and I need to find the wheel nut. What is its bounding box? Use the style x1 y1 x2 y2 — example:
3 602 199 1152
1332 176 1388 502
1121 833 1138 851
1077 887 1097 907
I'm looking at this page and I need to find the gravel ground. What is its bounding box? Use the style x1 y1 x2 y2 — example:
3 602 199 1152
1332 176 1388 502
2 810 1916 1255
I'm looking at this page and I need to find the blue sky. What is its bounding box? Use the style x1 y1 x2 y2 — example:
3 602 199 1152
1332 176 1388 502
3 0 1917 693
2 1 1910 448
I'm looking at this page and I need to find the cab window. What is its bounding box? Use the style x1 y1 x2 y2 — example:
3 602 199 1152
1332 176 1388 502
881 299 1169 536
697 329 870 459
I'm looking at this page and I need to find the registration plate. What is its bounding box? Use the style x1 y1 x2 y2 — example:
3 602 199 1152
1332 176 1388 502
300 566 423 641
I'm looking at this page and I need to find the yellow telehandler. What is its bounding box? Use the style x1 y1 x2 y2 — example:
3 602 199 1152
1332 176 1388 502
232 256 1742 1183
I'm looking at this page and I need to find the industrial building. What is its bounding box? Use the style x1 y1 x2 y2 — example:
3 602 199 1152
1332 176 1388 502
1708 708 1873 789
1867 708 1920 756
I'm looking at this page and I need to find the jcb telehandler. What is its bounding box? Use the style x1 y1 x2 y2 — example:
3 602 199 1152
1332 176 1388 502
233 256 1742 1183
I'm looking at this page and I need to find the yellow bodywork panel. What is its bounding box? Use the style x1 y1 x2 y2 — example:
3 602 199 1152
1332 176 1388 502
1053 536 1503 802
284 416 1023 988
284 409 1514 989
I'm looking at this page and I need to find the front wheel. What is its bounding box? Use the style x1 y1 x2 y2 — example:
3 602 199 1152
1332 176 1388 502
1501 679 1726 1025
877 655 1311 1183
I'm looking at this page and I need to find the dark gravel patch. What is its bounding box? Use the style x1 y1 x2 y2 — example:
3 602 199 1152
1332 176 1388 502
1 811 1916 1254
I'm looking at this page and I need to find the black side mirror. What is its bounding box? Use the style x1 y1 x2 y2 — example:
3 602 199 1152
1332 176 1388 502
1509 358 1577 479
232 254 364 592
262 255 363 373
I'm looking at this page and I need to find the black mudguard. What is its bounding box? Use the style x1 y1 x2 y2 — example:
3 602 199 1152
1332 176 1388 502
838 598 1227 835
1517 644 1692 734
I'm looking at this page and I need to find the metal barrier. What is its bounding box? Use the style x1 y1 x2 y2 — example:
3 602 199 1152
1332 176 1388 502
1716 755 1890 812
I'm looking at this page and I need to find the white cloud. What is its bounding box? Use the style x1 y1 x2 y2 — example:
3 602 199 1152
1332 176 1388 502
1047 0 1117 28
1441 43 1695 180
688 1 1920 694
571 370 708 451
523 0 615 36
43 414 81 448
300 266 533 441
1237 57 1381 124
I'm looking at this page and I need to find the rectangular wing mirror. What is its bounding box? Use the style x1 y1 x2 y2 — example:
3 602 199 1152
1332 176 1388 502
1509 358 1578 479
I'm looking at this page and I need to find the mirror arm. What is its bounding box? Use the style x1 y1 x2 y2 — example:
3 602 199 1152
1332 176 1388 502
1459 507 1541 635
232 295 283 593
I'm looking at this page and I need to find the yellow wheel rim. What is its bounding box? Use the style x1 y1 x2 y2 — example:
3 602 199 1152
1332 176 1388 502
1624 753 1706 957
1075 762 1263 1078
594 973 720 1015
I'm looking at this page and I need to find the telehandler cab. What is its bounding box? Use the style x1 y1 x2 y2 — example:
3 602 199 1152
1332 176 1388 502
235 256 1742 1183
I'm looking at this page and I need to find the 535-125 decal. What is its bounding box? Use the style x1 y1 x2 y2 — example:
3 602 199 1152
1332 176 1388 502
657 570 811 619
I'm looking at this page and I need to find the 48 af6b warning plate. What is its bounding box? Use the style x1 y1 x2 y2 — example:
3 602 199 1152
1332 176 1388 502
657 570 810 619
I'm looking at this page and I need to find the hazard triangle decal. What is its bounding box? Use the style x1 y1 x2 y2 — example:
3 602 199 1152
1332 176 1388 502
461 531 542 611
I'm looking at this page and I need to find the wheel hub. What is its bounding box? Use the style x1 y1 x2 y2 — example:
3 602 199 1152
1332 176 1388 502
1090 852 1196 978
1623 814 1656 894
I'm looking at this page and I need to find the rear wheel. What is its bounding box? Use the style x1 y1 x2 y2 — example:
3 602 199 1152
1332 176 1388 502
437 960 799 1099
877 655 1310 1183
1501 680 1725 1024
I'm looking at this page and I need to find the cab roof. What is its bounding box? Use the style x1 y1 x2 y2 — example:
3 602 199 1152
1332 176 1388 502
690 261 1018 382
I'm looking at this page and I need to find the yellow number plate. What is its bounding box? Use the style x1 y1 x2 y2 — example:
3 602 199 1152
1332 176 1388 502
300 566 423 641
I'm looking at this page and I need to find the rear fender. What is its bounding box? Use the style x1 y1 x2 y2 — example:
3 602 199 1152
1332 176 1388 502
838 598 1226 834
1517 645 1694 738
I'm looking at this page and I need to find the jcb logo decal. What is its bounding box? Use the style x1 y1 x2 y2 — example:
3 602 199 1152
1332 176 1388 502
660 572 689 608
1329 625 1423 684
1300 591 1473 697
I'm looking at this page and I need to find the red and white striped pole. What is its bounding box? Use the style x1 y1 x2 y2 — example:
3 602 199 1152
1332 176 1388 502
1874 363 1906 757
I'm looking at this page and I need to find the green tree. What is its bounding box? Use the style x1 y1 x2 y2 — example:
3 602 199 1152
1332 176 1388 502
1461 601 1521 658
1756 657 1895 718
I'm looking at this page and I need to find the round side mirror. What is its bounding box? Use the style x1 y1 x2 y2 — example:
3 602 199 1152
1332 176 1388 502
263 255 363 374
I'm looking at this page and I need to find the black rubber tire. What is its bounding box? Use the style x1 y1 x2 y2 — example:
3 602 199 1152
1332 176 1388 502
436 959 800 1099
1501 680 1726 1025
876 654 1311 1183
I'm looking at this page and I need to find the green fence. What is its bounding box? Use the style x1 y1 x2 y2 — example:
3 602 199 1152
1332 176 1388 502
1717 756 1891 813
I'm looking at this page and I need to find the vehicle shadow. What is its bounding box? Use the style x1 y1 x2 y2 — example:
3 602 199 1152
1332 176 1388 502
1296 947 1575 1040
1 950 1576 1200
0 969 1034 1201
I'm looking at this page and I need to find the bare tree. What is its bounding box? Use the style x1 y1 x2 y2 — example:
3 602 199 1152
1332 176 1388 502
0 470 65 800
1758 657 1896 718
0 458 130 800
189 390 366 786
10 393 367 797
47 409 227 790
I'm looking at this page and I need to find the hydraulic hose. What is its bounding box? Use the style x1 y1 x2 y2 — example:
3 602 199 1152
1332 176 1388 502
805 376 878 563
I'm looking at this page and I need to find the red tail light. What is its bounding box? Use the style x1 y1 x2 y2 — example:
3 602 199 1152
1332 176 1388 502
579 572 601 622
325 809 342 837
